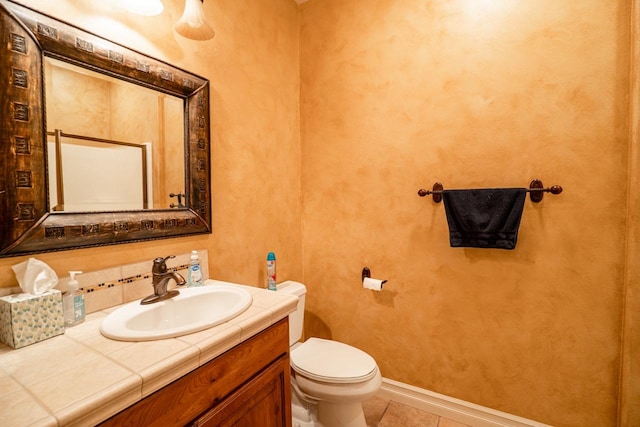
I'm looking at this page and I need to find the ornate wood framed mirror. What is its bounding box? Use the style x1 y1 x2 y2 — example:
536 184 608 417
0 0 211 257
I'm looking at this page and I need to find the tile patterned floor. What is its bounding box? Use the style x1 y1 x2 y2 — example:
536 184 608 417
363 396 472 427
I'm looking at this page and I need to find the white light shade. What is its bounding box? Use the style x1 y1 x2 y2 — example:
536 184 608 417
121 0 164 16
175 0 215 41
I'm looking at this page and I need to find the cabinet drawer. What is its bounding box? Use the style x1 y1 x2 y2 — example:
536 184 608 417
100 318 289 427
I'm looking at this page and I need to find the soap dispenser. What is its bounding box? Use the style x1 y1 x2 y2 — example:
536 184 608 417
63 271 85 327
187 250 203 287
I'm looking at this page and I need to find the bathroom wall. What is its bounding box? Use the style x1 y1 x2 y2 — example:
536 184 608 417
621 0 640 423
1 1 636 426
299 1 631 426
0 0 303 297
45 62 112 139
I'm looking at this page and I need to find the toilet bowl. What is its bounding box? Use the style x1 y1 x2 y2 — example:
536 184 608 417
277 281 382 427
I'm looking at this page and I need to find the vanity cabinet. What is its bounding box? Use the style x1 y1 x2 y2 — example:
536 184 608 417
99 318 292 427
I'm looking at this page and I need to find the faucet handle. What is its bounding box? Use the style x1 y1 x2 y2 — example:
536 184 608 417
152 255 175 274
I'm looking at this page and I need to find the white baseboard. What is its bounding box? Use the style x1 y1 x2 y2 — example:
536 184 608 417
378 378 553 427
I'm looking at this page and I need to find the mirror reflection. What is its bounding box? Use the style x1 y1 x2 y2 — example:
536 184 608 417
44 57 185 212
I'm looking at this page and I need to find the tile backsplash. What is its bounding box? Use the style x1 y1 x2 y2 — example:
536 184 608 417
0 250 208 315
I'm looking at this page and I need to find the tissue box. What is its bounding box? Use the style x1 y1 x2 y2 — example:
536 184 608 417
0 290 64 349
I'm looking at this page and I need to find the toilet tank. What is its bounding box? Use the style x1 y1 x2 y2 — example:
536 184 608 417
276 281 306 346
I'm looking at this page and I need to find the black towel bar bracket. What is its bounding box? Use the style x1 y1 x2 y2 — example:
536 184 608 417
417 179 563 203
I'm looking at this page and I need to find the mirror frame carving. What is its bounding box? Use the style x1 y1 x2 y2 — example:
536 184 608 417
0 1 211 257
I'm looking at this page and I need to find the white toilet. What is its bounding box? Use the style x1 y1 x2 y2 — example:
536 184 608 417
277 281 382 427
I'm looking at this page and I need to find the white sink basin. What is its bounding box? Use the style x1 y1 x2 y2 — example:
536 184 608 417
100 284 252 341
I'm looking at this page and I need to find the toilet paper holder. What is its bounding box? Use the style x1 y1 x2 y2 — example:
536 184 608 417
362 267 371 281
361 267 387 285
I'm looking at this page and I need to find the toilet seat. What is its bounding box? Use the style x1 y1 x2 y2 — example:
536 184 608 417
291 338 378 383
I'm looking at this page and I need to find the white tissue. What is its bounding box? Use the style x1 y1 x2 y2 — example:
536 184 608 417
363 277 386 291
11 258 59 295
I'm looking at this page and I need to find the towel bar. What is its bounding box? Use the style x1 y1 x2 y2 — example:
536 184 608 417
417 179 563 203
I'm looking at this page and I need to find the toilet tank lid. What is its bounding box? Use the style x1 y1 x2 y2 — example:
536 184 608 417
276 280 306 296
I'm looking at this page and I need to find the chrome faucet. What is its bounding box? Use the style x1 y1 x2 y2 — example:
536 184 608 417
141 255 186 305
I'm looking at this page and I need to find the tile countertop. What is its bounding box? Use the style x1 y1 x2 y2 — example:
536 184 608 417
0 280 298 427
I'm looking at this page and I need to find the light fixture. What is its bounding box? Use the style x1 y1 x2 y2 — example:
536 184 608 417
175 0 215 41
120 0 164 17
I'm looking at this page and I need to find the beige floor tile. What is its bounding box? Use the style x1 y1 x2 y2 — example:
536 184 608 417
363 395 389 426
439 418 472 427
377 401 439 427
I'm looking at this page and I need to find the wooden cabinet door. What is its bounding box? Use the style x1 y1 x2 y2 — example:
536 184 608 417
99 319 290 427
192 355 291 427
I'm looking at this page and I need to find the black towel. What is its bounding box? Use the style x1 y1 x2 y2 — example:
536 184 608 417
442 188 527 250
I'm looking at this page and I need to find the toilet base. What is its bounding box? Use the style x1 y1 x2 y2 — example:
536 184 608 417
291 400 367 427
291 386 319 427
291 382 369 427
290 363 381 427
318 401 367 427
291 404 316 427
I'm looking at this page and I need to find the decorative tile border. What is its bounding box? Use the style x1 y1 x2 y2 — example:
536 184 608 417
80 264 189 294
0 250 208 313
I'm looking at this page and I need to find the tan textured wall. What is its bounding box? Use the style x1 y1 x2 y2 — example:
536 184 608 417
1 1 636 425
621 1 639 425
299 1 630 426
46 63 112 138
0 0 303 289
